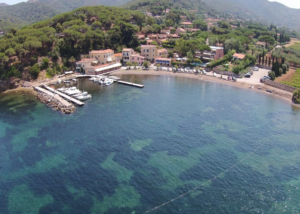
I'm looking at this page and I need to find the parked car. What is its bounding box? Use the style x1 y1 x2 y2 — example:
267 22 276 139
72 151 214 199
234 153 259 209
249 70 253 75
202 70 207 75
260 76 271 83
253 67 259 71
232 77 237 82
244 73 251 78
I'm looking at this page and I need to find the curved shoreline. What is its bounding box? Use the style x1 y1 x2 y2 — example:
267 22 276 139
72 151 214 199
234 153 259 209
112 69 299 107
1 70 299 108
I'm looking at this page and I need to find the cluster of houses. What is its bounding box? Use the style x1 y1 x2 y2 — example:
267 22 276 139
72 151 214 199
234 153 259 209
123 45 171 67
75 44 226 75
75 45 173 74
74 12 249 75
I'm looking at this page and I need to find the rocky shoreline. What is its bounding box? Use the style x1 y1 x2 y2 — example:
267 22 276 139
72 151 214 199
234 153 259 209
36 92 76 114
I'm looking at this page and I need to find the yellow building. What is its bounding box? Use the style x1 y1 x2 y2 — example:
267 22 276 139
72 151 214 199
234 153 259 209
89 49 115 64
141 45 158 62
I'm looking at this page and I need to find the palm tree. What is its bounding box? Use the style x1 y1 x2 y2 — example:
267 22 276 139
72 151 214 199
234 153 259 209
69 56 76 71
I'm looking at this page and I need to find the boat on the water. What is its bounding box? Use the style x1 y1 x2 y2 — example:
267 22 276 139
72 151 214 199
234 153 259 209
63 80 71 83
73 92 88 98
106 80 113 86
76 94 92 101
58 79 62 84
64 87 81 95
109 76 121 81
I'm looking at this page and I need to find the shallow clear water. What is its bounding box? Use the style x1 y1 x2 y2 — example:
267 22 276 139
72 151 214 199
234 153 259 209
0 75 300 214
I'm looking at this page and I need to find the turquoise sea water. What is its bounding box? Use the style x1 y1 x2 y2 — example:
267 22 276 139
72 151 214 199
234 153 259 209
0 75 300 214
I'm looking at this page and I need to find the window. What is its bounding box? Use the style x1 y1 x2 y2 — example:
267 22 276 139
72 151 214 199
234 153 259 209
138 58 139 60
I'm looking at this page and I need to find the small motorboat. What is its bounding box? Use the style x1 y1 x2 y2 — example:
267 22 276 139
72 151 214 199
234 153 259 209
76 94 92 101
106 80 113 86
58 79 62 84
73 92 88 98
63 80 71 83
108 76 121 81
72 79 77 82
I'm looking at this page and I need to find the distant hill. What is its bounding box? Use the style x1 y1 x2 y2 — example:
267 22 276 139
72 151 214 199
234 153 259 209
28 0 131 13
202 0 300 31
0 3 8 6
0 2 58 32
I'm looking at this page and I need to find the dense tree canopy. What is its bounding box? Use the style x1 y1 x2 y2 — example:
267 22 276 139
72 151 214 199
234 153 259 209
0 6 144 79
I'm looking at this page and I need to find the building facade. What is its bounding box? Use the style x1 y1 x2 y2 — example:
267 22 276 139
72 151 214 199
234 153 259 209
141 45 158 62
75 58 98 73
155 58 172 66
131 54 146 66
195 46 224 61
89 49 114 64
122 48 135 65
158 49 168 57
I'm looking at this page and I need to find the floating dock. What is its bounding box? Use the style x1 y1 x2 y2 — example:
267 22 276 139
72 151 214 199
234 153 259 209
117 81 144 88
42 84 84 106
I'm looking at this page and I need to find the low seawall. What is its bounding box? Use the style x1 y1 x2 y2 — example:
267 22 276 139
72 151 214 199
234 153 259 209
264 80 297 93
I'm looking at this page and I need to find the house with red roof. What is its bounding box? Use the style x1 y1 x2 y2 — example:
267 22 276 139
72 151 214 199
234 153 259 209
181 21 193 29
233 53 246 60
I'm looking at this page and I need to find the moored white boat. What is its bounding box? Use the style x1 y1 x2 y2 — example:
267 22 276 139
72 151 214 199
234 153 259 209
106 80 113 86
73 91 88 97
108 76 121 81
76 94 92 101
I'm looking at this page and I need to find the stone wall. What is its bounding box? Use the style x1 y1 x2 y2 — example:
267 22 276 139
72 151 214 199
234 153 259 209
264 80 297 93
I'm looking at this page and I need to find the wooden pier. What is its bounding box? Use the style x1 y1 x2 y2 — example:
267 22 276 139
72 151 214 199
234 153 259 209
42 84 84 106
117 81 144 88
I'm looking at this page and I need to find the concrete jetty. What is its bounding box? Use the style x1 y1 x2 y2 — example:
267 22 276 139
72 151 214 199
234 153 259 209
34 87 72 107
117 81 144 88
42 84 84 106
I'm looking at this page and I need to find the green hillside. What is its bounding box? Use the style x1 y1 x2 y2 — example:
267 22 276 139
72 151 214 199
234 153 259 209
0 2 58 33
0 6 144 79
202 0 300 31
29 0 132 13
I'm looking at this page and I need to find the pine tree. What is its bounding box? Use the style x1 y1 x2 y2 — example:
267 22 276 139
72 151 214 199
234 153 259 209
268 57 271 67
258 55 261 64
282 57 285 64
262 56 264 65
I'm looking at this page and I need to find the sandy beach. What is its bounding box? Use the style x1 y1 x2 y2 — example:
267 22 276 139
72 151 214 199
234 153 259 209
112 69 298 106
